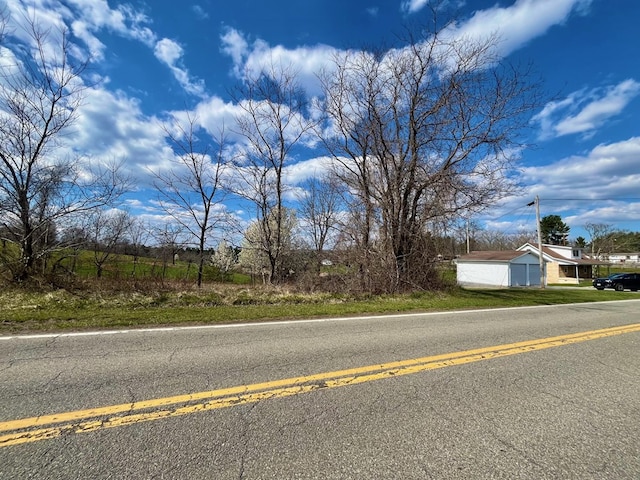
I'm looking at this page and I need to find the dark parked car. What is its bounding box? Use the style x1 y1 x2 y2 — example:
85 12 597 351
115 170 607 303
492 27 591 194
593 273 640 291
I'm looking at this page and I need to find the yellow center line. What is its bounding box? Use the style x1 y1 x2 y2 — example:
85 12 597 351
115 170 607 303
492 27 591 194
1 323 639 448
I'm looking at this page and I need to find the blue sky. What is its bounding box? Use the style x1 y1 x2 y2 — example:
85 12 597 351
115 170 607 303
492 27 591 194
3 0 640 245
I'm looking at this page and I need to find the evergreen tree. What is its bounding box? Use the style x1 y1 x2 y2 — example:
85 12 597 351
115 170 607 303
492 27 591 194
540 215 570 245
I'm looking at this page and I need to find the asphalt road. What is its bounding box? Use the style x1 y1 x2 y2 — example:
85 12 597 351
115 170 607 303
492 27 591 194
1 300 639 479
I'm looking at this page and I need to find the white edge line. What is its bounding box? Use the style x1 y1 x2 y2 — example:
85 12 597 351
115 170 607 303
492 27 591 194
1 299 639 341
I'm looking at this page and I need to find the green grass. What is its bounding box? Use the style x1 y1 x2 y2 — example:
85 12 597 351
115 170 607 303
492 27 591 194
51 250 239 282
0 247 250 284
1 285 637 334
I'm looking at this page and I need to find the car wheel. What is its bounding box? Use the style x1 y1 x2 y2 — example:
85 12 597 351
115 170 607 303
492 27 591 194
615 283 624 291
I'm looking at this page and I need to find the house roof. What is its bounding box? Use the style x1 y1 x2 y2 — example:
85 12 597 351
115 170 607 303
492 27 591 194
458 244 609 266
456 250 532 262
518 243 608 266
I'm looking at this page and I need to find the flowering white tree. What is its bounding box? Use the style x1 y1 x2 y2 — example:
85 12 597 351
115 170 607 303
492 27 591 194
230 61 317 283
239 208 299 284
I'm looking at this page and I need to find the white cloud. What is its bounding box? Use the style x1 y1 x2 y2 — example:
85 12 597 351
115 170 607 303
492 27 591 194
479 136 640 235
5 0 205 98
284 156 334 185
68 86 175 183
4 0 157 60
533 79 640 139
509 137 640 227
4 0 69 60
154 38 183 65
220 0 590 99
189 96 245 141
220 27 337 97
554 80 640 136
220 27 249 76
565 203 640 228
154 38 207 98
438 0 593 59
521 136 640 195
191 5 209 20
402 0 471 15
402 0 429 14
62 0 157 48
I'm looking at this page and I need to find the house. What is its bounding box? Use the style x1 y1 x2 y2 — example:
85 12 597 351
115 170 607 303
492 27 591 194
606 252 640 264
455 250 542 287
456 243 608 287
517 243 605 284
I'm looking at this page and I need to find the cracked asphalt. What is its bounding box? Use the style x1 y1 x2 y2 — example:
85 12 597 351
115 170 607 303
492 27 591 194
1 301 639 479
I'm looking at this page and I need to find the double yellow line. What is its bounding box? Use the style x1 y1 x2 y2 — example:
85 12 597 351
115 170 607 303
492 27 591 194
2 323 639 447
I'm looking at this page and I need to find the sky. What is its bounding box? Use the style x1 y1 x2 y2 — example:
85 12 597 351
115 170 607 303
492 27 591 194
2 0 640 246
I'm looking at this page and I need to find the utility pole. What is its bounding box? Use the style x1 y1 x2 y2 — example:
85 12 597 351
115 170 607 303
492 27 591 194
466 218 470 254
527 196 545 288
535 196 544 288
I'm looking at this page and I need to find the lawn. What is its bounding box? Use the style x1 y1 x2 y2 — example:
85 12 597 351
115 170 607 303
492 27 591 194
1 285 637 334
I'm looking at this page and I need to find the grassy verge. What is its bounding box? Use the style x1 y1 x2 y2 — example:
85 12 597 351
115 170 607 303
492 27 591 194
1 286 637 334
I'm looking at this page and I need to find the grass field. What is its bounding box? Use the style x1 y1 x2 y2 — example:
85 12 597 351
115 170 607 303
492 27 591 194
1 284 637 334
1 246 252 284
2 247 639 334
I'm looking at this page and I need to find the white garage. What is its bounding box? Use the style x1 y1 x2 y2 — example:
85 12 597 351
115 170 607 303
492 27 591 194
455 250 542 287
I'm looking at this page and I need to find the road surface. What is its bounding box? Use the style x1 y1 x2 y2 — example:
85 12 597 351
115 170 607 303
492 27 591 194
1 300 639 479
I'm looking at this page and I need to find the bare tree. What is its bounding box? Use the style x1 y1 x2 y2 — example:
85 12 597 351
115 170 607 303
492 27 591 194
584 222 615 259
127 217 149 278
151 113 228 287
152 223 185 282
0 16 127 282
86 210 133 279
296 176 342 272
230 60 317 284
475 229 536 251
319 22 542 292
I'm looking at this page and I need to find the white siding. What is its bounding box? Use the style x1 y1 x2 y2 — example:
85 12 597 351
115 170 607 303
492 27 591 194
546 245 572 259
456 253 541 287
457 262 511 287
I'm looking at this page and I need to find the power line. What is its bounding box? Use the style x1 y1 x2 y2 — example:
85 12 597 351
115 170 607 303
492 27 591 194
537 197 640 202
485 203 533 222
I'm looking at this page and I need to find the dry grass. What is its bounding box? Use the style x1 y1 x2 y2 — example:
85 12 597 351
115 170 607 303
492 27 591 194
1 281 637 334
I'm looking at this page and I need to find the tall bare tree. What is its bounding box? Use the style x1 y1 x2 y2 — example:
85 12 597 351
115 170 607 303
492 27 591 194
297 176 342 272
320 23 542 292
230 61 317 283
0 16 127 281
151 113 228 287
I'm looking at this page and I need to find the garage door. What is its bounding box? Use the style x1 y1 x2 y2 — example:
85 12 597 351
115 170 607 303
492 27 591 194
511 264 541 286
528 264 541 286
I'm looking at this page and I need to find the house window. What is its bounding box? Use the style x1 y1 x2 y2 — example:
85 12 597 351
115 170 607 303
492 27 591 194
572 249 580 258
